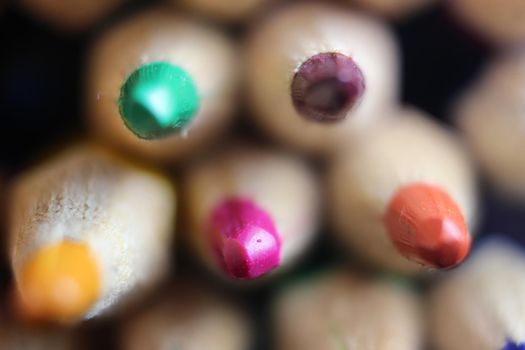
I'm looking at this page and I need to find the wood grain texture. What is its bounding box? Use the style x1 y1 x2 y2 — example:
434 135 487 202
86 8 239 163
245 2 399 155
429 238 525 350
9 144 176 319
183 144 320 280
176 0 277 22
450 0 525 45
121 282 251 350
18 0 126 31
273 270 422 350
348 0 437 19
0 322 75 350
327 108 477 274
456 50 525 202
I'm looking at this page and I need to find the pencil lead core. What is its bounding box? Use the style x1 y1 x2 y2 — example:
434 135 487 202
118 61 200 139
384 183 471 269
209 197 281 279
18 240 100 322
291 52 365 122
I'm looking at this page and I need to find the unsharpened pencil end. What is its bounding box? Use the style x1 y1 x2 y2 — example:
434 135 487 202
17 240 100 322
291 52 365 122
210 198 281 280
118 61 200 139
384 183 471 269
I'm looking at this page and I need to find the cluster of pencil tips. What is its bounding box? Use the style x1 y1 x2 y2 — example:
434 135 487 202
1 0 525 349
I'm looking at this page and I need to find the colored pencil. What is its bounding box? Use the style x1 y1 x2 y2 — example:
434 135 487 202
0 291 76 349
177 0 277 22
183 144 320 280
86 8 239 163
8 145 175 323
0 323 75 349
121 281 251 350
244 2 400 155
17 0 126 32
327 108 477 274
273 270 423 350
429 237 525 350
347 0 436 19
450 0 525 45
456 50 525 202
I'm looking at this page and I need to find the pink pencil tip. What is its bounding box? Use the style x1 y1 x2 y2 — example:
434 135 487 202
222 226 281 279
209 198 281 280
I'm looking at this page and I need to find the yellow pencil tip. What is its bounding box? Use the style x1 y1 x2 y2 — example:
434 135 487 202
17 240 100 322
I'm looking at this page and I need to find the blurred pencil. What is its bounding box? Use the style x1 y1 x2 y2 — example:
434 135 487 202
0 322 75 349
86 8 238 163
17 0 126 32
273 270 422 350
429 237 525 350
450 0 525 46
183 144 320 281
177 0 277 22
8 145 175 323
245 2 399 155
0 289 77 349
121 281 251 350
346 0 437 19
328 108 477 274
456 50 525 202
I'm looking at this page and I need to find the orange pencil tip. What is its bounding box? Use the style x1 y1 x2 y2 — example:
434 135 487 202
384 183 471 269
17 240 100 322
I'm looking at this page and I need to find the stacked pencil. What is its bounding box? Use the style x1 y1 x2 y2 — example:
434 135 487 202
16 0 127 32
86 7 239 163
273 270 423 350
9 145 176 323
455 49 525 203
327 108 477 273
449 0 525 46
2 0 525 349
182 143 320 280
120 280 251 350
429 237 525 350
244 2 400 154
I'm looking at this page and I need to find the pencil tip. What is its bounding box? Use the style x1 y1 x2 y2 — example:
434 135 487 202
384 183 471 268
503 340 525 350
17 240 100 322
210 198 281 279
118 61 199 139
291 52 365 122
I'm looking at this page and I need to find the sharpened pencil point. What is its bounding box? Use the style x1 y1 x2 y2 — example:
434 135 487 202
384 183 471 268
210 198 281 279
291 52 365 122
118 61 200 139
18 240 100 322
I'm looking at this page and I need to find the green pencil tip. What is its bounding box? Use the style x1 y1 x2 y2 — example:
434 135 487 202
118 61 200 139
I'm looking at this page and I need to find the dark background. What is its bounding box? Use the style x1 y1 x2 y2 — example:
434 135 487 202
0 1 524 349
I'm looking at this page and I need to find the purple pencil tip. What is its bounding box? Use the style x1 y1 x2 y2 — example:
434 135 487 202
291 52 365 123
